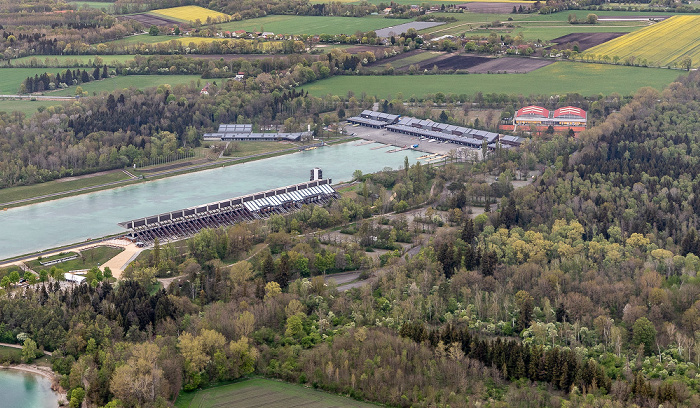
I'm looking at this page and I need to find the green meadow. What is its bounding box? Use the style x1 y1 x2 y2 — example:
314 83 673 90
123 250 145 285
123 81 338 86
217 15 408 35
48 75 201 96
303 62 683 99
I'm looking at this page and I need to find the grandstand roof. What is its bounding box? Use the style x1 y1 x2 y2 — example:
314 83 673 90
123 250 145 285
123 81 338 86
553 106 587 119
515 106 549 118
218 124 253 133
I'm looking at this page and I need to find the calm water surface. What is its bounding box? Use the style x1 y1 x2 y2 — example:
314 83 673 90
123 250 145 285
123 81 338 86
0 369 58 408
0 142 423 259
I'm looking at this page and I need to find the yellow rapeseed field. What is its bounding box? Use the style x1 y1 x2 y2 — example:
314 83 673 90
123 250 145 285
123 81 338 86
150 6 230 24
585 15 700 68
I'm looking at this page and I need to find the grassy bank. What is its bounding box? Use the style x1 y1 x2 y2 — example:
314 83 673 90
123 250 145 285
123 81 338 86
0 171 131 206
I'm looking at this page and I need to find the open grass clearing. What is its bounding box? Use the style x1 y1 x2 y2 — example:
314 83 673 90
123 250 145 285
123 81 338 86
217 15 406 35
302 61 682 98
0 68 65 94
27 246 124 272
0 171 130 206
0 345 24 364
0 99 60 117
47 75 200 96
175 378 379 408
6 54 135 68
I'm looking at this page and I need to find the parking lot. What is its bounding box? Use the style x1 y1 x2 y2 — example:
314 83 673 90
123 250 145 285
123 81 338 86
344 124 483 160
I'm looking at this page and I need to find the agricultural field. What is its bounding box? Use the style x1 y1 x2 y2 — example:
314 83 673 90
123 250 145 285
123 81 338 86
584 15 700 68
419 10 656 40
366 50 442 72
122 13 179 27
175 378 378 408
417 54 553 73
374 21 445 37
6 54 135 68
550 32 626 51
103 34 173 46
217 15 405 35
150 6 231 24
47 75 201 96
303 61 682 98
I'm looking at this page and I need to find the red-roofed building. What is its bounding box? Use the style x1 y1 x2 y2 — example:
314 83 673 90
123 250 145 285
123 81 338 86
511 105 587 136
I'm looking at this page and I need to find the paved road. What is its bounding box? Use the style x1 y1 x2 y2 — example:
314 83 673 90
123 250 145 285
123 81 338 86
0 342 52 356
0 94 76 101
324 271 367 291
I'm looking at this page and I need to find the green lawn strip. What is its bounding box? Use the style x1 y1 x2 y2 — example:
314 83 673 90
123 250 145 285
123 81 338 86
0 171 130 206
69 1 113 10
47 75 201 96
103 34 174 46
217 15 407 35
0 99 60 116
6 54 136 67
175 377 380 408
303 62 683 98
221 141 301 157
26 246 124 272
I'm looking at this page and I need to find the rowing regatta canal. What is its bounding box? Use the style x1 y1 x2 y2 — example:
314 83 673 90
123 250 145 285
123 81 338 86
0 142 425 260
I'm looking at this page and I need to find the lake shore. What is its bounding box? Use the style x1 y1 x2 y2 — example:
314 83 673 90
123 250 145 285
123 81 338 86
1 364 67 406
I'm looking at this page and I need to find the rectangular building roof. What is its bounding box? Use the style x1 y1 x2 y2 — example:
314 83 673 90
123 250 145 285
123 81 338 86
218 124 253 133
